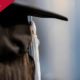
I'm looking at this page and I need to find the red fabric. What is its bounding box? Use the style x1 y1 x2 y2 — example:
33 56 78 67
0 0 15 12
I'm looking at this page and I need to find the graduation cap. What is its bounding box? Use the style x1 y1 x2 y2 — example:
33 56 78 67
12 1 68 21
0 0 68 58
1 0 68 21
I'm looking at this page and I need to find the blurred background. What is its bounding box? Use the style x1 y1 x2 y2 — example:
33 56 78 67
28 0 79 80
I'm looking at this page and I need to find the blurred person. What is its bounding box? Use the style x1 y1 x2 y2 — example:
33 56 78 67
0 0 68 80
0 11 35 80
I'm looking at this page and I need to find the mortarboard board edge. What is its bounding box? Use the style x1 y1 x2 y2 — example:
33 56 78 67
11 2 68 21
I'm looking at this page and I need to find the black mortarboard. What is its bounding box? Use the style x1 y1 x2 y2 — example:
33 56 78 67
1 0 68 21
0 0 68 58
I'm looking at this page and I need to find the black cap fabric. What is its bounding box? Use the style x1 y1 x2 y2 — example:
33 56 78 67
11 1 68 21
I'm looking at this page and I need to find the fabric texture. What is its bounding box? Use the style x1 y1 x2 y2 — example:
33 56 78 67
29 21 41 80
0 12 32 58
